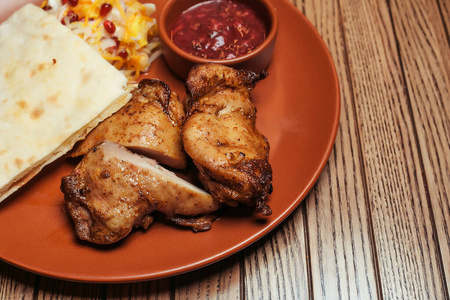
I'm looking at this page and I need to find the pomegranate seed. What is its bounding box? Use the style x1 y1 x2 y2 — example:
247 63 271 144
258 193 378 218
42 5 52 10
68 0 78 6
112 36 120 48
61 10 79 24
103 20 116 34
61 0 68 4
100 3 113 16
118 49 128 59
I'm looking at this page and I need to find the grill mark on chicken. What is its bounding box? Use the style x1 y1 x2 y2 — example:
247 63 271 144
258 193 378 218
182 64 273 216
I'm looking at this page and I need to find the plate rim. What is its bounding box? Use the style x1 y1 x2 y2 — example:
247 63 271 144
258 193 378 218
0 0 340 283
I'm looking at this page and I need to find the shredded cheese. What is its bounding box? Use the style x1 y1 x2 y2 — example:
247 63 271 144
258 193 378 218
41 0 161 81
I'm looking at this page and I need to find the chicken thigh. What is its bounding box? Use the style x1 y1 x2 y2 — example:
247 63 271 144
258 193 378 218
182 64 273 216
61 141 221 244
70 79 187 169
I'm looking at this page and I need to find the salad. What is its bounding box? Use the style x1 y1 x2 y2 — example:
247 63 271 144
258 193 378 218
41 0 161 80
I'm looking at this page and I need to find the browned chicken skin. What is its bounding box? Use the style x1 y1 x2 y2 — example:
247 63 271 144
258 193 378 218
61 141 221 244
182 64 273 216
70 79 187 169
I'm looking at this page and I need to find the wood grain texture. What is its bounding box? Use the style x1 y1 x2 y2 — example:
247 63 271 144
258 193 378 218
0 261 35 300
436 0 450 34
105 280 171 299
35 277 103 300
242 203 309 300
389 0 450 287
304 152 379 300
291 0 381 299
173 255 240 299
337 0 448 298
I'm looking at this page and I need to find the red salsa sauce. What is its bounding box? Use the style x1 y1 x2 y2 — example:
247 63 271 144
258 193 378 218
170 0 267 60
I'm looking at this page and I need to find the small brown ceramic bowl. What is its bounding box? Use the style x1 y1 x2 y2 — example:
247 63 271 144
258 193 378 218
158 0 278 79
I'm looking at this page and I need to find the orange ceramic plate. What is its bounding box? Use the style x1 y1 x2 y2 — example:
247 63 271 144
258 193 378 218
0 0 340 282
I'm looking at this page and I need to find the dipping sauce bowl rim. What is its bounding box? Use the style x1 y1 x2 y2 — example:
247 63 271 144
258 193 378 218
158 0 279 65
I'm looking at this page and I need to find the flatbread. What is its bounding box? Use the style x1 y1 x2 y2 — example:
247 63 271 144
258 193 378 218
0 4 132 202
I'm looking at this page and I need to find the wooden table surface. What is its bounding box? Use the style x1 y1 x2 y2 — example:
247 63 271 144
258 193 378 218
1 0 449 299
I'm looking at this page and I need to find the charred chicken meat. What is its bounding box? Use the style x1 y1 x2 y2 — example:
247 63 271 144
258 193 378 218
182 64 273 216
61 141 221 245
70 79 187 169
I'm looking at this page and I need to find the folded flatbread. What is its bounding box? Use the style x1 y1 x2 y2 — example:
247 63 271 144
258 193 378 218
0 4 132 202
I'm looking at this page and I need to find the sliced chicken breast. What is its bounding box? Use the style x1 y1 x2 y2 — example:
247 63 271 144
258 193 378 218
61 141 221 244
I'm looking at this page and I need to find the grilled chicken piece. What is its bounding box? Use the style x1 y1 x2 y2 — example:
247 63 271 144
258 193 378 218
166 214 220 232
70 79 187 169
61 141 221 245
182 64 273 216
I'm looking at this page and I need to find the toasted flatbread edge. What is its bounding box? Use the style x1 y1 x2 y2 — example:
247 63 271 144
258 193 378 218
0 91 131 202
